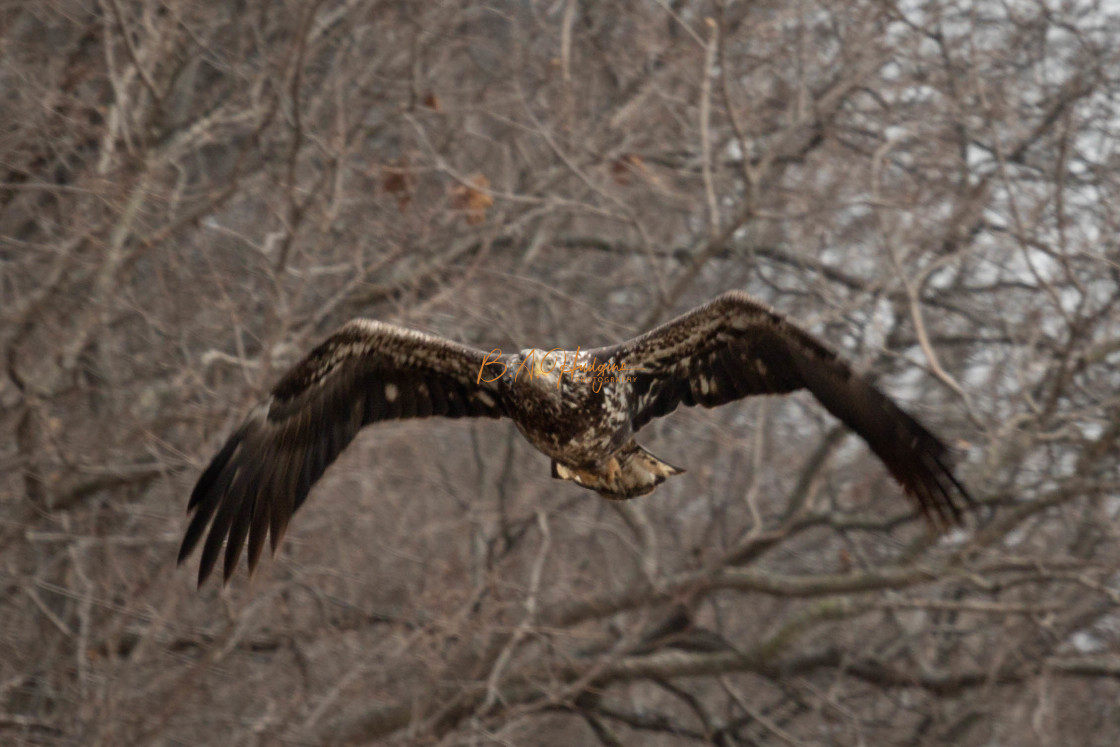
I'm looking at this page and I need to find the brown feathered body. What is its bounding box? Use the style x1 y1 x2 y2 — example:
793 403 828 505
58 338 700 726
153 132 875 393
179 292 973 586
498 347 682 499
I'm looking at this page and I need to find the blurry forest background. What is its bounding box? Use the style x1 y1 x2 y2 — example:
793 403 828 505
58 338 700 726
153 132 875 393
3 1 1120 744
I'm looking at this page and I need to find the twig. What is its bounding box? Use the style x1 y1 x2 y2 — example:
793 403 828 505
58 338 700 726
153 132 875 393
700 17 720 236
479 509 552 715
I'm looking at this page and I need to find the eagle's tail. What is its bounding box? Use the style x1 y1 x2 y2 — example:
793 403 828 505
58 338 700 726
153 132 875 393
552 442 685 500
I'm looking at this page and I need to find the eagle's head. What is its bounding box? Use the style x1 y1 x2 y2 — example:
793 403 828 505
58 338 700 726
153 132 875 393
517 347 570 399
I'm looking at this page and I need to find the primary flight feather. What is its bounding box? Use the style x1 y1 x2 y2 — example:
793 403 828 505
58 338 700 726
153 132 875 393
179 291 973 585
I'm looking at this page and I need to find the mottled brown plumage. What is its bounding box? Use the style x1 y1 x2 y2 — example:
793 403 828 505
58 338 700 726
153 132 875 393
179 291 973 586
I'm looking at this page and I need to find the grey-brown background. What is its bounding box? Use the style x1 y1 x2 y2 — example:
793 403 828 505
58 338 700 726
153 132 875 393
3 1 1120 744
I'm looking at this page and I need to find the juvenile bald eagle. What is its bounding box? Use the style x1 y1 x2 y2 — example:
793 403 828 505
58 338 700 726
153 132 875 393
179 291 972 585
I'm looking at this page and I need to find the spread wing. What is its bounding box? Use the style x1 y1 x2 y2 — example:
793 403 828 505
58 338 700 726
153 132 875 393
179 320 509 586
607 291 973 524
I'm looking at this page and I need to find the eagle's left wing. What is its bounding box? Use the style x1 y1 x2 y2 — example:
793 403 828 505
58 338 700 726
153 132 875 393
607 291 973 525
179 320 509 586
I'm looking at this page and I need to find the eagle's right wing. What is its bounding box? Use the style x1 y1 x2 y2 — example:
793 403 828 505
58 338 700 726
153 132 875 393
179 321 509 586
607 291 973 526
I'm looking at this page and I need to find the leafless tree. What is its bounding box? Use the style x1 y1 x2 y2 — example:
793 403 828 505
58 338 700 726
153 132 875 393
2 0 1120 744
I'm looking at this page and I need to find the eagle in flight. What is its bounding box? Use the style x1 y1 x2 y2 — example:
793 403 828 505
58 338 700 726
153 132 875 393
179 291 973 585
